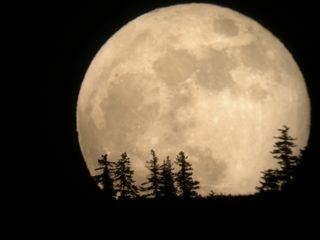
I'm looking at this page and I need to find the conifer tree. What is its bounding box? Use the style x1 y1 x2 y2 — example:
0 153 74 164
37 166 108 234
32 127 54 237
257 125 300 193
159 156 177 198
141 149 161 198
94 154 115 199
114 152 138 199
175 151 200 198
271 125 298 189
256 169 280 192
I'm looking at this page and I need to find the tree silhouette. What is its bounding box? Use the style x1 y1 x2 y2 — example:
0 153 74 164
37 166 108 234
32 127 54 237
175 151 200 198
256 169 280 192
114 152 139 199
271 125 298 190
93 154 115 199
257 125 300 193
141 149 161 198
159 156 177 199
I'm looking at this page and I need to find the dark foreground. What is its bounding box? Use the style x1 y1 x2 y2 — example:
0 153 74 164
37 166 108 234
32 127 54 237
46 192 315 230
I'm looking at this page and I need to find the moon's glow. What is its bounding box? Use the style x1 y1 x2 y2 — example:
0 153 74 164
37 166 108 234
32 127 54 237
77 4 310 194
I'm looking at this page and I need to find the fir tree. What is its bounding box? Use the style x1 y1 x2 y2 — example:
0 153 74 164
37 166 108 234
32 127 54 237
271 125 298 189
141 149 161 198
256 169 280 192
94 154 115 199
175 151 200 198
114 152 138 199
159 156 177 199
257 125 300 193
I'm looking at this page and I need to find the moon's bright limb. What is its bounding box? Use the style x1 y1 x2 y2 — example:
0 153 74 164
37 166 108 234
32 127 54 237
76 3 310 195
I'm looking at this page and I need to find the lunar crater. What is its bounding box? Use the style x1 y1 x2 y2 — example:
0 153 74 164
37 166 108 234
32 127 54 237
153 48 197 86
214 18 239 36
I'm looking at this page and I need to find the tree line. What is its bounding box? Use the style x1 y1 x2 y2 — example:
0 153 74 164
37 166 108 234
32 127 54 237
94 150 199 199
94 125 305 199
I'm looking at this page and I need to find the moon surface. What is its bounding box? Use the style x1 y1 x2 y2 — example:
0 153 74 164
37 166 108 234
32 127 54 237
76 3 310 195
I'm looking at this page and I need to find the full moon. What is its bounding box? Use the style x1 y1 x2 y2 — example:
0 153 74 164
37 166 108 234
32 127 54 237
76 3 310 195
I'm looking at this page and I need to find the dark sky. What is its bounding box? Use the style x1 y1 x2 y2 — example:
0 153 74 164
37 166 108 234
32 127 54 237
47 0 319 199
